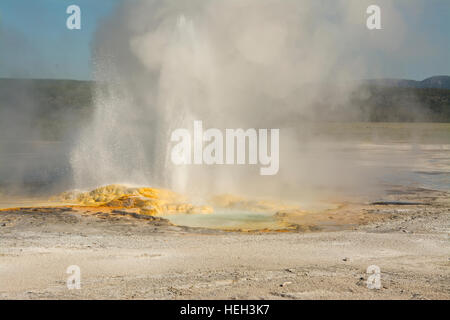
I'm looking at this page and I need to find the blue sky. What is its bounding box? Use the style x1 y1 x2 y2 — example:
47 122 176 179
0 0 120 80
0 0 449 81
369 1 450 80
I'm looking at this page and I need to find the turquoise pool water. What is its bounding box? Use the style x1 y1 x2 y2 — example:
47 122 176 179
166 209 286 230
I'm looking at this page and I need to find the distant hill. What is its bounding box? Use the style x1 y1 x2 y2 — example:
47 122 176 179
364 76 450 90
420 76 450 89
348 86 450 122
0 77 449 140
0 78 94 140
350 76 450 122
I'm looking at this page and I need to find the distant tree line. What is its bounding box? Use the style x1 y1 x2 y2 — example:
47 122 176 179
0 78 449 141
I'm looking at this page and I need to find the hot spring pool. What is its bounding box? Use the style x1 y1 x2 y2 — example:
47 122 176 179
165 210 287 231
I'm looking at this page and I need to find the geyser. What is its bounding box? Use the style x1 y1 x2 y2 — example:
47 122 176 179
70 0 416 201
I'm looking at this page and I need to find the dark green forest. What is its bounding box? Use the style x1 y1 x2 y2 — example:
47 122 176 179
0 78 449 140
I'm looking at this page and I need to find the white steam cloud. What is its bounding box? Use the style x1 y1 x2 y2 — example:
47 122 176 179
71 0 422 201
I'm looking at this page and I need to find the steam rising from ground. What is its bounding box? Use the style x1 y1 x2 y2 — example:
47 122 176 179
70 0 423 201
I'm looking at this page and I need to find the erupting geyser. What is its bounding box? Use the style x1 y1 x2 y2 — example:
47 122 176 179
70 11 216 194
69 0 414 203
